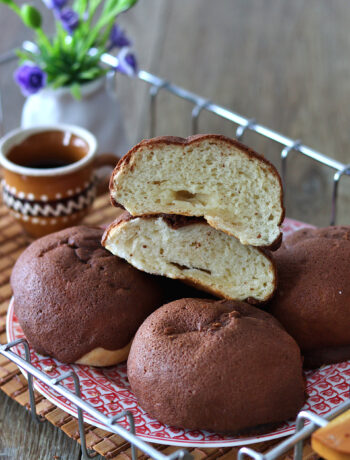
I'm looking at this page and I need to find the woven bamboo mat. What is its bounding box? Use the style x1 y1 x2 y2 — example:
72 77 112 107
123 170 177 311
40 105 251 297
0 195 319 460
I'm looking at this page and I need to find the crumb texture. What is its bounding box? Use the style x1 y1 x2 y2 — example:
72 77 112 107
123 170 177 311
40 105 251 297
103 214 276 302
111 135 284 247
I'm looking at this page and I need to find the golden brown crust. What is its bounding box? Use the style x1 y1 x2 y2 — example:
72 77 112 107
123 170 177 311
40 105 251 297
102 212 278 304
109 135 285 249
76 340 132 367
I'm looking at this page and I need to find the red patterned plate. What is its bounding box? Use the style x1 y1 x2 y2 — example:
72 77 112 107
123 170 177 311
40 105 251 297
7 218 350 447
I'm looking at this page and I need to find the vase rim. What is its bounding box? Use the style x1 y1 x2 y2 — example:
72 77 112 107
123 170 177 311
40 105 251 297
0 124 97 177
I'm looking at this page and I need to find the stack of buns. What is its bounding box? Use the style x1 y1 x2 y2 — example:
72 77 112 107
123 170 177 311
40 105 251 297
103 134 284 304
13 133 350 437
101 134 306 433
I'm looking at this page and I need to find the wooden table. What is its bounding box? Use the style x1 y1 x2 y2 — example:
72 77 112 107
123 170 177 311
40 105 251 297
1 0 349 458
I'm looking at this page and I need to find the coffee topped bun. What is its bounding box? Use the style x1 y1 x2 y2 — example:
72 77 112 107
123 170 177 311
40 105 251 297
269 226 350 368
102 212 277 303
11 226 167 366
127 298 305 434
110 135 284 249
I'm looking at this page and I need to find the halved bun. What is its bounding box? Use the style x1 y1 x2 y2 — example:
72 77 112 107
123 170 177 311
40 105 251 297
110 135 284 249
102 213 277 304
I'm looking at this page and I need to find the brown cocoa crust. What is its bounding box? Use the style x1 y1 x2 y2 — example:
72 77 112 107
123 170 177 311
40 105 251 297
102 213 278 304
127 298 305 434
11 226 168 364
109 134 285 249
269 226 350 367
158 214 207 229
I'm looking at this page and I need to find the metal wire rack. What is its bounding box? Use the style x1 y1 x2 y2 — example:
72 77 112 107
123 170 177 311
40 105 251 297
1 41 350 460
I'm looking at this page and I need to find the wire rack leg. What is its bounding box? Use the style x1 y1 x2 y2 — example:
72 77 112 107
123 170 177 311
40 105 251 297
191 100 210 134
293 411 328 460
110 410 138 460
126 411 137 460
4 339 45 424
331 164 350 225
149 81 169 138
280 140 301 191
52 371 97 459
72 373 97 459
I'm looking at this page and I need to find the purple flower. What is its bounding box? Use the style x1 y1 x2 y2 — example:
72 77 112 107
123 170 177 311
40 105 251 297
109 24 131 49
116 49 137 76
42 0 67 10
59 8 79 33
14 64 47 96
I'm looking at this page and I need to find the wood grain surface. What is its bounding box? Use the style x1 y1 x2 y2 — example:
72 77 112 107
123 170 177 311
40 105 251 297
1 0 349 458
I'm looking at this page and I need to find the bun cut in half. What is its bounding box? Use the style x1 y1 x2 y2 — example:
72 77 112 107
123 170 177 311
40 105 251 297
102 212 277 304
110 135 284 249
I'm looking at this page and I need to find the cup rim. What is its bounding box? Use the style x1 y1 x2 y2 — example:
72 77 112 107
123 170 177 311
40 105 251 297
0 124 97 177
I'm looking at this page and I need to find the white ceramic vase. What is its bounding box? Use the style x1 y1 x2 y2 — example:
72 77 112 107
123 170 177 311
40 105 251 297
21 77 129 158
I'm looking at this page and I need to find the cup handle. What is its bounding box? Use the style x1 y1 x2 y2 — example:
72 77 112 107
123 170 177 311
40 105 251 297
93 153 119 196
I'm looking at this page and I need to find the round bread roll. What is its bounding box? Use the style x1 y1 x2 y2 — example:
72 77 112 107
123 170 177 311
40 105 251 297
103 212 277 303
11 226 167 366
269 226 350 368
127 298 305 434
110 135 284 249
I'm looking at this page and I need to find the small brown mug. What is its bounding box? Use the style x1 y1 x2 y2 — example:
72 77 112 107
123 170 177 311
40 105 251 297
0 124 117 237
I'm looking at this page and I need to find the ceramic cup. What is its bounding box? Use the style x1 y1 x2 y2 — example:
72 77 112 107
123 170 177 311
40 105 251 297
0 124 117 237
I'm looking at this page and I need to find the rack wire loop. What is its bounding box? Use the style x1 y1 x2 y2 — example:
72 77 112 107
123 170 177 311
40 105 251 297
237 446 264 460
280 140 301 190
331 164 350 225
168 449 195 460
149 81 170 138
235 118 256 142
191 100 211 134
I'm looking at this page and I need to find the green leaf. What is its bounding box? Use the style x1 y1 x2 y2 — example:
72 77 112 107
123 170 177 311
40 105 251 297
51 74 70 89
78 0 138 58
15 49 35 62
0 0 20 14
70 83 81 99
102 0 138 14
73 0 87 15
20 4 42 29
88 0 104 16
97 0 138 28
79 68 101 79
35 31 54 55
